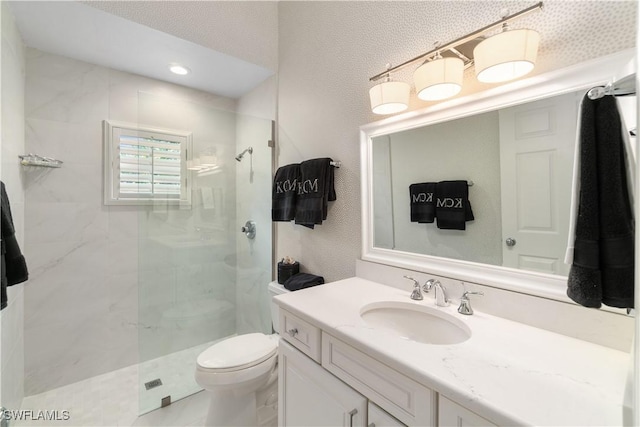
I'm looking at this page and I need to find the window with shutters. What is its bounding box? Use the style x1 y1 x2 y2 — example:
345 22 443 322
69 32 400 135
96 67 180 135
103 120 192 206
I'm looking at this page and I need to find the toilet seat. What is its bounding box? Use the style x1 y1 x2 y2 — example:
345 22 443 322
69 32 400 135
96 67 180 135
197 333 278 373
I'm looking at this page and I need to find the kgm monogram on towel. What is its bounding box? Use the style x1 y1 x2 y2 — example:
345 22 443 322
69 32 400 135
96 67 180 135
274 178 320 195
411 192 433 203
437 197 464 208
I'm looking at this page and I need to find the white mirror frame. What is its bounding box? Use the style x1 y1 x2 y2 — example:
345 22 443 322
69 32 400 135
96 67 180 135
360 48 635 303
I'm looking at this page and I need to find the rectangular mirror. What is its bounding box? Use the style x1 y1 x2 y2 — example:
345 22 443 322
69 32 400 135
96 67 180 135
360 49 635 303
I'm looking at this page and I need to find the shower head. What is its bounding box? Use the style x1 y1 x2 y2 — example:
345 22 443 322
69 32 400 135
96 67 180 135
235 146 253 162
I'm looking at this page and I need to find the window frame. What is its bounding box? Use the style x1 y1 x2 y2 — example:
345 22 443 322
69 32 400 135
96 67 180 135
103 120 192 206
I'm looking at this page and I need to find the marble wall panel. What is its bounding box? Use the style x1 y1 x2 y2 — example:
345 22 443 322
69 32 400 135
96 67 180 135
1 2 26 411
24 49 241 395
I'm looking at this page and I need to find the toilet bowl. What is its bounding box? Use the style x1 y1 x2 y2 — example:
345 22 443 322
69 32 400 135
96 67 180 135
195 281 289 427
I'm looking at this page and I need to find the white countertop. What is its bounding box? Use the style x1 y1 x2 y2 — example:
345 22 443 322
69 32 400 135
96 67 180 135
274 277 629 426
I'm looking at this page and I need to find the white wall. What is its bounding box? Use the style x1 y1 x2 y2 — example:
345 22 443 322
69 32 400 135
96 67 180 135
276 0 637 282
0 1 26 412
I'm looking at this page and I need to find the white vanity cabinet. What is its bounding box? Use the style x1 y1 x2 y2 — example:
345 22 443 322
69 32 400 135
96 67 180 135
368 402 406 427
438 396 497 427
322 332 434 426
279 339 367 426
278 308 432 427
279 338 409 427
278 306 505 427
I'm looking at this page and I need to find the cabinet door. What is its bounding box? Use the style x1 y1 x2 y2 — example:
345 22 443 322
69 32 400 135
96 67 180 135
368 402 406 427
439 396 497 427
279 339 367 426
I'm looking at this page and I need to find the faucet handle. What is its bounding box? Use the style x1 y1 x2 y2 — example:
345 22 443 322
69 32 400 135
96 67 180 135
422 279 439 293
404 276 423 300
458 291 484 315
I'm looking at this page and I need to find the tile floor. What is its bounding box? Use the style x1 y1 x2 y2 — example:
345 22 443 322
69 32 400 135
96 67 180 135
14 340 222 427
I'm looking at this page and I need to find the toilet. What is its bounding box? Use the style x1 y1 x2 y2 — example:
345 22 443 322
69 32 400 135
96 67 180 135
195 281 289 427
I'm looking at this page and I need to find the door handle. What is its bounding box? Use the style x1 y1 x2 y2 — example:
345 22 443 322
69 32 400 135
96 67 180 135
348 409 358 427
505 237 516 247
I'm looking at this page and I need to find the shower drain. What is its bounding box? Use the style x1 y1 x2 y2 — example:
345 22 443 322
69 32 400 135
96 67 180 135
144 378 163 390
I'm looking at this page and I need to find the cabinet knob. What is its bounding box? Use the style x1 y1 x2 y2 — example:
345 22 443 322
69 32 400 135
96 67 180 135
287 328 298 337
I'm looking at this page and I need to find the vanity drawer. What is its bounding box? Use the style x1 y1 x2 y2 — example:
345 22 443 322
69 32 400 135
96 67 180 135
280 309 322 363
322 332 436 426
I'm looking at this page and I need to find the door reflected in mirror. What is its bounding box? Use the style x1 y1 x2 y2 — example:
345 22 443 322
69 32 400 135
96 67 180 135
372 89 635 277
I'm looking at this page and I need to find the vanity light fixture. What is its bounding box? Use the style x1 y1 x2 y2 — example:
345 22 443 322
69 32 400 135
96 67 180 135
368 2 543 114
474 25 540 83
169 63 190 75
414 51 464 101
369 64 411 115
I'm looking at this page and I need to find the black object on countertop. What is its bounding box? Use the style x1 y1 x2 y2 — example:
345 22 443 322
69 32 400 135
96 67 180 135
283 273 325 291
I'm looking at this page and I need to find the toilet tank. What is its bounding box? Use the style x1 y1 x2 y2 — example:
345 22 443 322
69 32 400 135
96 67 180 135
267 281 289 334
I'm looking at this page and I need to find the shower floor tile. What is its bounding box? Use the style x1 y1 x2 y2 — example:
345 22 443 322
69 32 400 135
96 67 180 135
15 339 224 427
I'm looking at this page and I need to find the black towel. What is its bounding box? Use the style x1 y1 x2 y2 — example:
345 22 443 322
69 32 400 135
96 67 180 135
283 273 325 291
1 182 28 310
409 183 436 223
294 158 336 228
568 94 634 309
435 180 474 230
272 163 300 222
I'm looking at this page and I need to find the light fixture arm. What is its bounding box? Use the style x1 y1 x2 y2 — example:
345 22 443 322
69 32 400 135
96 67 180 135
369 1 543 82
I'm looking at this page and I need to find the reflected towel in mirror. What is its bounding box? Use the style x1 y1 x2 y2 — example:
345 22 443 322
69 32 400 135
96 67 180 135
409 182 436 223
435 180 474 230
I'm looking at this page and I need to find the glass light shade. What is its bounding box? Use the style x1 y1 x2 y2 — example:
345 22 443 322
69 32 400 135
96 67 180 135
369 80 410 115
414 57 464 101
474 28 540 83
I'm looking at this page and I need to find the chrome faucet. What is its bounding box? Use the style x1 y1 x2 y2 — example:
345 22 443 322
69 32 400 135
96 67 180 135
423 279 449 307
404 275 423 300
457 291 484 315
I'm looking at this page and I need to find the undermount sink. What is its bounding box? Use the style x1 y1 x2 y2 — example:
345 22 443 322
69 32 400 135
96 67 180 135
360 301 471 345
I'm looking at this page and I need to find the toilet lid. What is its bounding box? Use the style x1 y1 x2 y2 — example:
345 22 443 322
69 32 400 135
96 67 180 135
197 333 277 371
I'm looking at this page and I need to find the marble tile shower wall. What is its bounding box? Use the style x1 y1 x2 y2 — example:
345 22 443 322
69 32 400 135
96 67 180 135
24 48 240 395
1 2 27 412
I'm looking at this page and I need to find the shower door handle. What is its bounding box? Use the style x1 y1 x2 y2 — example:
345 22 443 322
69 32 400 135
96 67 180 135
241 220 256 239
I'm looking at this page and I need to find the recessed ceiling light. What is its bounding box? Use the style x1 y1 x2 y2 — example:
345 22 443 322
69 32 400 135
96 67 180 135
169 63 190 75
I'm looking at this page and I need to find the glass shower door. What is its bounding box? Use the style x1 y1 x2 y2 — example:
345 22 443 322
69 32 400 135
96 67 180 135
135 92 273 414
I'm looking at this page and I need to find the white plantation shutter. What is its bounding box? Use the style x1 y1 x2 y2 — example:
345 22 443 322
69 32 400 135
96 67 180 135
104 121 191 205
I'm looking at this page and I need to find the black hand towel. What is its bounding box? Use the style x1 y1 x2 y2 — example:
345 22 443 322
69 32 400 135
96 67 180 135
294 158 336 228
568 94 634 309
272 163 300 222
1 182 28 310
435 180 474 230
283 272 325 291
409 183 436 223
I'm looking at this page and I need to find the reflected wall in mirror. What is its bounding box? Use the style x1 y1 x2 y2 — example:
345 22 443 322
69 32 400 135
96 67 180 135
361 49 636 301
372 89 582 277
